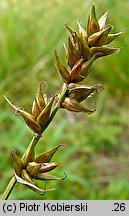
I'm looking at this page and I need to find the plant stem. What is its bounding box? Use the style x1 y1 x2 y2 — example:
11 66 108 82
1 176 16 200
1 84 68 200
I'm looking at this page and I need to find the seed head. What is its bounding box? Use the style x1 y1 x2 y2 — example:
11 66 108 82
12 145 65 195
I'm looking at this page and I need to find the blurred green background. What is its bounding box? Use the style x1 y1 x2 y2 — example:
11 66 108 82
0 0 129 200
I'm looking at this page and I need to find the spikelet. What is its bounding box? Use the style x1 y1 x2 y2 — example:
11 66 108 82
4 81 55 134
13 144 65 195
55 3 123 87
54 4 124 114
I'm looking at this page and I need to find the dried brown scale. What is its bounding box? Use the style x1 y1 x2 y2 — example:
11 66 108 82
70 59 84 82
61 97 96 114
67 37 81 68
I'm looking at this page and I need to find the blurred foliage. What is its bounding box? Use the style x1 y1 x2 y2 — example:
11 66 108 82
0 0 129 199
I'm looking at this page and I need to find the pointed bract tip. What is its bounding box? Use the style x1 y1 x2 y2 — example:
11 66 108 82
115 47 123 54
105 11 108 15
63 42 67 51
92 2 95 8
54 49 58 57
64 21 68 27
65 22 75 35
91 3 96 16
3 95 19 113
98 11 108 30
11 148 17 156
58 143 64 148
64 22 69 29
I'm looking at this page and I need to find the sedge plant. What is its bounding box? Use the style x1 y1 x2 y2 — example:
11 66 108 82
1 4 124 200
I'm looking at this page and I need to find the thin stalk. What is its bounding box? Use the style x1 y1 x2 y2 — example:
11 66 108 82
1 176 16 200
1 84 68 200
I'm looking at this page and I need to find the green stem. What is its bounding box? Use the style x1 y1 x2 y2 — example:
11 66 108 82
1 176 16 200
1 83 68 200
